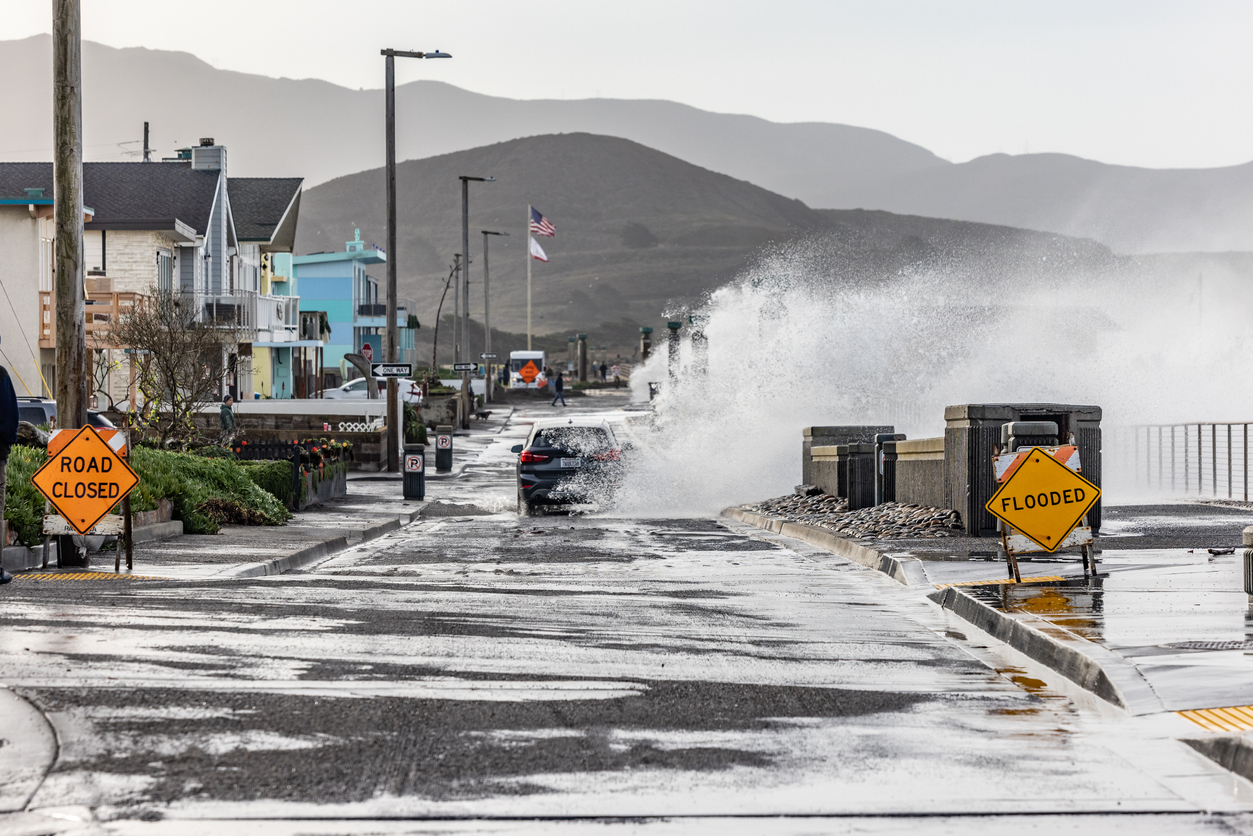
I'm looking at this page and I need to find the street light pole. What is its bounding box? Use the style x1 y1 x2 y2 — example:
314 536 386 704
458 175 493 428
481 230 508 403
382 47 449 471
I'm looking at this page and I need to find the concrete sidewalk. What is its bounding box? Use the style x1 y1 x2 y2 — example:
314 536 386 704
725 499 1253 780
7 409 517 581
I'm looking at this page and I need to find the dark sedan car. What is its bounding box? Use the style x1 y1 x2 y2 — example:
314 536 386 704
16 397 115 430
513 418 623 515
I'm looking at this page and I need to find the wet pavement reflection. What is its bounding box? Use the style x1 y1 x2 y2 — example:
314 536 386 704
964 549 1253 710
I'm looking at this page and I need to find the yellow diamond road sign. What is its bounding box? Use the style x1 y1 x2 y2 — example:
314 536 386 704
31 425 140 536
985 449 1100 553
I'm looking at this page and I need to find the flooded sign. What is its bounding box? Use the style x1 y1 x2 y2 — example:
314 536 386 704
32 426 140 535
985 449 1100 553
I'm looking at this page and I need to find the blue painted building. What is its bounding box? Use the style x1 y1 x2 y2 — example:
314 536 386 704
293 230 412 385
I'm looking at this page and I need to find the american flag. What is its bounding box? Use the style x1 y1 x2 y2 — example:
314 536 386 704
529 206 556 237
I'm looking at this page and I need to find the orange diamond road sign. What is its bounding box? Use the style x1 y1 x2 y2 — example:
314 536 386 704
31 425 140 535
985 449 1100 553
519 361 539 384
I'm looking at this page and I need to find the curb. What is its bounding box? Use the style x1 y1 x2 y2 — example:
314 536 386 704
1184 736 1253 786
927 586 1162 713
720 505 1162 713
721 507 927 586
220 508 421 579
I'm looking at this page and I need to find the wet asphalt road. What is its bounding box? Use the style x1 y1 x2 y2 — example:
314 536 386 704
4 397 1253 834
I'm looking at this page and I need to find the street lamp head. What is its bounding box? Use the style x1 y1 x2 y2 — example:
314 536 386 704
482 230 510 237
459 175 495 183
425 50 452 59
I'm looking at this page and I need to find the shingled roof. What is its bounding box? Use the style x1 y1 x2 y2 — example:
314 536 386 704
228 177 303 247
0 161 220 233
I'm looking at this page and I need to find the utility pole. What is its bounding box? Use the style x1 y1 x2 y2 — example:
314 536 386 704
382 47 450 471
458 175 493 428
482 230 508 403
54 0 86 431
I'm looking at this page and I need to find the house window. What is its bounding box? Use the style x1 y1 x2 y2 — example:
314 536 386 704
157 248 174 292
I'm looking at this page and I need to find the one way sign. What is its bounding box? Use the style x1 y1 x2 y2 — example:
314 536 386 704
371 363 412 378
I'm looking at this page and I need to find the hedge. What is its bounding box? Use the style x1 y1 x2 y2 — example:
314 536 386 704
2 445 292 547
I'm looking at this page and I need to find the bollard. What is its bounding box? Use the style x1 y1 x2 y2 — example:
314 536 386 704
666 321 681 382
874 433 906 505
403 443 426 500
577 334 589 382
639 327 653 362
434 424 453 472
1243 528 1253 602
846 443 877 510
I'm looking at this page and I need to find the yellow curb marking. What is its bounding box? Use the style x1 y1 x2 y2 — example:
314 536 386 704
13 572 170 582
935 575 1066 589
1178 706 1253 732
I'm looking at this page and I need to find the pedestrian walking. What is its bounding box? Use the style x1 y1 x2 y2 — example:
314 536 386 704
0 361 17 585
220 394 236 444
612 364 621 388
599 362 608 382
551 372 566 407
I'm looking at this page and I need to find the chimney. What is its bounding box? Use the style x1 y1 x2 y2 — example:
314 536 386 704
191 141 226 175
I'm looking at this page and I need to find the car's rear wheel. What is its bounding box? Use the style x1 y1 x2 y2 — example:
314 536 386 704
518 489 537 517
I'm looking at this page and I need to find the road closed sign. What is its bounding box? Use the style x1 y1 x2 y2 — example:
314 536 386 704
32 425 140 535
518 361 539 384
985 449 1100 552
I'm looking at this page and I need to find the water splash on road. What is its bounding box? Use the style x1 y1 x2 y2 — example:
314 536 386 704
617 237 1253 515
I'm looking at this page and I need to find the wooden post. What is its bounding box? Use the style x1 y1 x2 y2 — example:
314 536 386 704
53 0 87 431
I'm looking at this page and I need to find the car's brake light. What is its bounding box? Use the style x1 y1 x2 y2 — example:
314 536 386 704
519 449 550 463
592 449 621 462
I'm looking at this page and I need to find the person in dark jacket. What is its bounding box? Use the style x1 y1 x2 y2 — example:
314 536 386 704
220 395 236 442
550 371 566 408
0 364 18 585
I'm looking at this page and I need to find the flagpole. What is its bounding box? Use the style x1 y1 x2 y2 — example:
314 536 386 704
526 203 533 351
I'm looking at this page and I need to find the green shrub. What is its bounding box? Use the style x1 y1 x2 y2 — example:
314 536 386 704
4 446 49 548
129 447 291 534
238 459 296 508
2 445 291 545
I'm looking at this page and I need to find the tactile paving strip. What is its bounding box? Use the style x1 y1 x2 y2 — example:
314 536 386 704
1178 705 1253 732
934 575 1066 589
13 572 169 582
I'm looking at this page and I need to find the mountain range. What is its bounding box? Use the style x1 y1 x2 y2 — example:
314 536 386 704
4 35 1253 254
297 132 1124 342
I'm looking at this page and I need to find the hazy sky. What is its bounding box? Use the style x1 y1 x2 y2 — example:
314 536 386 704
3 0 1251 169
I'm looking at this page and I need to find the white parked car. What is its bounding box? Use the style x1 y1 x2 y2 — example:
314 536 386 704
323 377 423 403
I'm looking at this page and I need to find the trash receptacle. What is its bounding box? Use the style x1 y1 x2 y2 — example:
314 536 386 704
403 443 426 500
435 424 453 472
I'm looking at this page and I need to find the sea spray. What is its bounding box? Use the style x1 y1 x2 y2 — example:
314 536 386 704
617 237 1253 515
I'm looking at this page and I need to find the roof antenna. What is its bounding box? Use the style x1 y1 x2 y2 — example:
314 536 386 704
142 122 151 162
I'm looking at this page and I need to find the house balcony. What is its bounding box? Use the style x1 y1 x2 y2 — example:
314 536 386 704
38 290 146 349
354 300 410 329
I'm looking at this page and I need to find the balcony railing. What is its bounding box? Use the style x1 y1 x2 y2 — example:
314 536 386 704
357 303 386 317
39 291 145 349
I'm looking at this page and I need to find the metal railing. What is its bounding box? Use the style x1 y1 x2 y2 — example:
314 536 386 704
1111 423 1253 500
256 293 300 336
202 290 257 338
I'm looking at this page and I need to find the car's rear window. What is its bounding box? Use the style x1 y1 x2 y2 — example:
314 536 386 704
534 427 611 455
18 407 48 425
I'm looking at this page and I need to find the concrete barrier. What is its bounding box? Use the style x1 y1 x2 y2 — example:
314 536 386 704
802 426 893 488
895 437 945 509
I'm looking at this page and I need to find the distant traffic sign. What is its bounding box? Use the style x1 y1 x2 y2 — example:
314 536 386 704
985 449 1100 553
371 363 412 378
518 360 539 384
32 426 139 535
479 353 498 360
452 362 478 373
